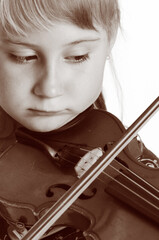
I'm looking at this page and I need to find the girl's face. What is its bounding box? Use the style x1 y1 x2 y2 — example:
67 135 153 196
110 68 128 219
0 22 109 132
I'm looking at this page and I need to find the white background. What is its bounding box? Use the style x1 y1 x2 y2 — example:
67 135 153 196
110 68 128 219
103 0 159 156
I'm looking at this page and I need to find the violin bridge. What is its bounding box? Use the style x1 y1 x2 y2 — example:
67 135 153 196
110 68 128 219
74 147 103 178
7 223 28 240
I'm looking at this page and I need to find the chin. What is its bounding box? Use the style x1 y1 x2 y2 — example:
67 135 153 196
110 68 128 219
24 120 67 132
18 122 53 132
19 114 76 132
26 125 57 133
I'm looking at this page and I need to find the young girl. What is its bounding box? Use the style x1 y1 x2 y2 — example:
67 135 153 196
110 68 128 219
0 0 158 239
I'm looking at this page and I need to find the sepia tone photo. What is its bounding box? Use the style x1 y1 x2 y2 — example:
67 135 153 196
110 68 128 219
0 1 158 239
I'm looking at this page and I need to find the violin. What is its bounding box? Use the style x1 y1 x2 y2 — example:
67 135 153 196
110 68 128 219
0 97 158 240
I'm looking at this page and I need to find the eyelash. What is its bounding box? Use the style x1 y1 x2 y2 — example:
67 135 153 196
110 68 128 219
64 54 89 64
9 53 89 65
9 54 37 64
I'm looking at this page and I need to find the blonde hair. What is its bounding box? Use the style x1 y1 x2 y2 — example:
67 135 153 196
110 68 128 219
0 0 120 41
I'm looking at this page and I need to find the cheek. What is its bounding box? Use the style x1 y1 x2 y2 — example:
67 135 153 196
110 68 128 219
68 54 106 95
0 82 16 112
85 49 107 86
0 62 33 99
0 70 25 110
68 66 104 110
0 75 11 104
0 63 15 95
80 58 106 105
81 57 106 91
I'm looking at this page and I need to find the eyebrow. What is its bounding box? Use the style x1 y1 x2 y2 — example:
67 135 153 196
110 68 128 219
3 39 38 48
3 38 101 48
66 38 101 46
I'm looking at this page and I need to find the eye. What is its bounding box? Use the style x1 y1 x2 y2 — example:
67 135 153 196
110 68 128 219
9 54 38 64
64 54 89 64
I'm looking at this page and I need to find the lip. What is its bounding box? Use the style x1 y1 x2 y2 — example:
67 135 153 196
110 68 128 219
28 109 64 116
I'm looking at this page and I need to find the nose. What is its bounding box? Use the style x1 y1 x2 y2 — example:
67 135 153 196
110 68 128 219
33 63 64 98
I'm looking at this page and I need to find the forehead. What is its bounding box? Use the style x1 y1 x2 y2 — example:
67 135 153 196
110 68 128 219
0 22 107 48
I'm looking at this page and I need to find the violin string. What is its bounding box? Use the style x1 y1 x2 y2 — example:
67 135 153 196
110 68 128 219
94 150 157 193
57 150 159 207
58 147 159 194
100 166 159 210
109 158 159 193
58 149 159 198
69 148 158 192
109 161 159 198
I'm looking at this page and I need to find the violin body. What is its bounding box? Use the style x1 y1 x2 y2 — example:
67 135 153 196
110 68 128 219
0 108 158 239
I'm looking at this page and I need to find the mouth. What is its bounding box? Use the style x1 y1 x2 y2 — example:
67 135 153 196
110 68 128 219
28 109 64 116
